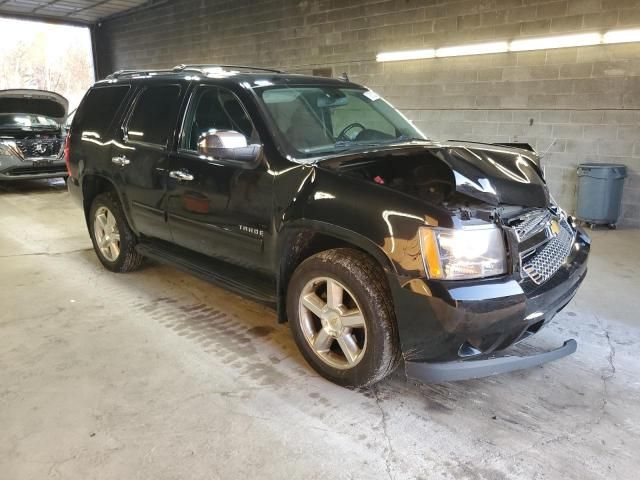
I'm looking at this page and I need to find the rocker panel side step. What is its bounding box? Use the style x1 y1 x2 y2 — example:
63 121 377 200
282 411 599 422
136 241 277 306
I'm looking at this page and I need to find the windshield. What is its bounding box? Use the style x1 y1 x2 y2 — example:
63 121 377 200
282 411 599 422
0 113 59 129
256 86 426 159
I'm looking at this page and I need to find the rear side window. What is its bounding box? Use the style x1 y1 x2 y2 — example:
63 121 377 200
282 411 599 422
74 85 130 139
126 85 181 147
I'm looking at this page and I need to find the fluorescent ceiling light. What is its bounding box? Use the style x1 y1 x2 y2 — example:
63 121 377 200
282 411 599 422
603 28 640 44
509 32 601 52
436 41 509 57
376 29 640 63
376 49 435 62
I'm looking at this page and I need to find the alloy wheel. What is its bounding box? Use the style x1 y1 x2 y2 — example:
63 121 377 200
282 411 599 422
93 206 121 262
298 276 367 370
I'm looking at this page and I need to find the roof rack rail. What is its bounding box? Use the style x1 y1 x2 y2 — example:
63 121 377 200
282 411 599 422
105 64 284 80
106 68 173 79
172 64 285 74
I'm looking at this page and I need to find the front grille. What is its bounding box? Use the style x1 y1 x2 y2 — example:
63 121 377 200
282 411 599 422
521 219 574 285
512 209 552 241
15 136 62 158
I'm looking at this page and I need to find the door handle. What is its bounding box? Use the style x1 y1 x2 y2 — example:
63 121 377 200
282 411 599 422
169 169 194 181
111 155 130 166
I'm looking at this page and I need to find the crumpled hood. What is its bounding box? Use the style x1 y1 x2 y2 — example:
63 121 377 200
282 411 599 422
0 89 68 122
318 141 549 208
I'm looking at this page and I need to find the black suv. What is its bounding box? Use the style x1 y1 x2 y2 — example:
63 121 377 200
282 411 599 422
67 65 590 387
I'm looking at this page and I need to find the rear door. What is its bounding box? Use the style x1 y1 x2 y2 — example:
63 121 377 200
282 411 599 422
70 84 132 182
111 83 187 242
166 84 273 271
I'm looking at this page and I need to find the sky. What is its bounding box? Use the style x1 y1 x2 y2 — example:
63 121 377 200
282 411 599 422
0 17 93 64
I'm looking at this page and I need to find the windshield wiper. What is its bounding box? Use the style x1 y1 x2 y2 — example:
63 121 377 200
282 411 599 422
394 134 430 142
307 136 429 158
334 135 428 148
333 140 386 149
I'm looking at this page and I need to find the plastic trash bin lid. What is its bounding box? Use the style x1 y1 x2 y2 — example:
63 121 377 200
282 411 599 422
577 163 627 179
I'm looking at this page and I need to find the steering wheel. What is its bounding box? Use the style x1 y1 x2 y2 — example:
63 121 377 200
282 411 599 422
336 122 366 141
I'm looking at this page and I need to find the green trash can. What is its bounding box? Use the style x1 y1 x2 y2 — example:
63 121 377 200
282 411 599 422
576 163 627 228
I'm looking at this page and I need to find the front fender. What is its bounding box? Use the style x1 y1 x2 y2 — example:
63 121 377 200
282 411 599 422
299 167 452 280
279 219 398 276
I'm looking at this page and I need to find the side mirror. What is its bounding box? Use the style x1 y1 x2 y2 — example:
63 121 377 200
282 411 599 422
197 129 262 164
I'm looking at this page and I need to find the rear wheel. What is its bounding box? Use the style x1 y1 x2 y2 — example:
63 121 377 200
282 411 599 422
287 248 400 387
89 192 143 272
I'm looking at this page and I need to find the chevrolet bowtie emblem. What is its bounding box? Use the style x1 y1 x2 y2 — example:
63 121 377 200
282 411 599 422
550 220 561 235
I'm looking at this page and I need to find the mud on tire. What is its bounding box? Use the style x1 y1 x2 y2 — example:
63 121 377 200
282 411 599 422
287 248 401 387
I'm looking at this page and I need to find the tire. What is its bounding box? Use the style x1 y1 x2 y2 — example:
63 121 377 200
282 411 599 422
88 191 143 273
287 248 400 387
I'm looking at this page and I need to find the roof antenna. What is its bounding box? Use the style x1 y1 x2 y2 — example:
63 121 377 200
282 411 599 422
339 72 349 82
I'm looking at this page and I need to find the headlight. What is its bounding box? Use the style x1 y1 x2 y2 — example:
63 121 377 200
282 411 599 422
419 226 507 280
0 141 22 159
0 142 12 155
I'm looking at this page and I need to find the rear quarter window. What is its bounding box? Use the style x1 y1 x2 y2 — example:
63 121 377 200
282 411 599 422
125 85 182 147
73 85 130 139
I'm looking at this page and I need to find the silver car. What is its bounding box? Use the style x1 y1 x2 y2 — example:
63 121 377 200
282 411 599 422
0 89 69 181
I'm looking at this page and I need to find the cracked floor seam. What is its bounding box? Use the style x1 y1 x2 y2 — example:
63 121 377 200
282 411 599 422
0 248 92 259
372 384 395 480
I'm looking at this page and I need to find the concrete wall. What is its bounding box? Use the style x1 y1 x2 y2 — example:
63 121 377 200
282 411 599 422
95 0 640 226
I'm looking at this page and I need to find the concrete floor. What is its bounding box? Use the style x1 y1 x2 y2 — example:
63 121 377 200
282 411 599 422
1 179 639 480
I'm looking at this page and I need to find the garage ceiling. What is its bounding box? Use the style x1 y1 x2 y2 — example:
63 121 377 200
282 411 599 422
0 0 148 23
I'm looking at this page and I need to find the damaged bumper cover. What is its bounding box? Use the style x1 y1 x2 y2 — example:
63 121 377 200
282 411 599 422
390 226 590 383
405 339 577 383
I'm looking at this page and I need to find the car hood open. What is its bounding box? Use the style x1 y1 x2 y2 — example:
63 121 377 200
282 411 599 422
318 141 549 208
0 89 69 123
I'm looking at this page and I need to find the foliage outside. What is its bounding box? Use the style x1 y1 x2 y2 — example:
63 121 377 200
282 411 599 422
0 18 94 113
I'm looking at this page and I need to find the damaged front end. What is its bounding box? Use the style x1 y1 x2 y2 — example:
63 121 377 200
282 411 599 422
316 141 590 382
0 89 69 181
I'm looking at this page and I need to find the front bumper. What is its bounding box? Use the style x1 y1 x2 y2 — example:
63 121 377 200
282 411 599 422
0 154 67 181
391 226 590 382
405 339 577 382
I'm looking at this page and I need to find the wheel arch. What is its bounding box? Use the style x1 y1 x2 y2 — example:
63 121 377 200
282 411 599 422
81 174 134 232
275 221 397 324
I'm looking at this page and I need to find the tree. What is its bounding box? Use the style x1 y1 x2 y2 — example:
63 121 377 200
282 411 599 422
0 23 94 111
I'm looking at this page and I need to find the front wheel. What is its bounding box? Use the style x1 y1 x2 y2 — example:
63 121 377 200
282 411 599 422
89 192 143 273
287 248 400 387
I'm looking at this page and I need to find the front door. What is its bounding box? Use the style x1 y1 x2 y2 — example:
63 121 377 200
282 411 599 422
167 84 272 271
114 83 186 242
